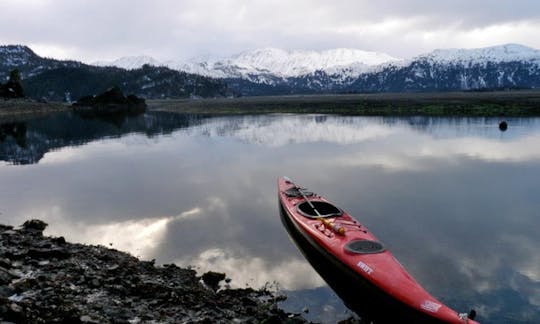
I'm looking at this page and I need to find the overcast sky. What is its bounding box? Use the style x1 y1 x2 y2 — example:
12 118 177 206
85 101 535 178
2 0 540 62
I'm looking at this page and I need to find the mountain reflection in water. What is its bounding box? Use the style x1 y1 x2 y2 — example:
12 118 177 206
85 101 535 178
0 112 210 165
0 112 539 323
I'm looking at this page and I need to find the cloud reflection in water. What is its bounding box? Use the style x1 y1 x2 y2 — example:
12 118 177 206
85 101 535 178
1 113 539 323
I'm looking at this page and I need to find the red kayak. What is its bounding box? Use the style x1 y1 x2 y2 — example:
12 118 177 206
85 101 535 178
278 176 478 323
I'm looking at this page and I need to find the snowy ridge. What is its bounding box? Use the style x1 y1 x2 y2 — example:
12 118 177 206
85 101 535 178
169 47 402 81
93 48 401 80
415 44 540 66
217 47 400 77
0 45 37 68
11 42 537 93
93 56 162 70
0 45 33 55
91 44 540 85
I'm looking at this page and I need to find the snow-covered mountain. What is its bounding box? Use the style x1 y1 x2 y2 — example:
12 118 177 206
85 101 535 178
93 55 161 70
203 48 400 78
93 44 540 94
95 47 401 81
236 43 540 94
3 43 540 97
414 43 540 66
0 45 83 80
346 43 540 92
0 45 230 101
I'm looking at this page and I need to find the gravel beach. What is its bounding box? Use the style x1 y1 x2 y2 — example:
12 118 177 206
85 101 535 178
0 220 308 323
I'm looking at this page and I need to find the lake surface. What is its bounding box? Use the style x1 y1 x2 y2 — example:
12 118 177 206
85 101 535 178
1 111 539 323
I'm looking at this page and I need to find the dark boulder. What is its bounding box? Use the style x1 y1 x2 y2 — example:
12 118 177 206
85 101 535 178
201 271 226 291
22 219 48 232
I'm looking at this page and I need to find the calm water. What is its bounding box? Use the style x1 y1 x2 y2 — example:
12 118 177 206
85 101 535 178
1 112 539 323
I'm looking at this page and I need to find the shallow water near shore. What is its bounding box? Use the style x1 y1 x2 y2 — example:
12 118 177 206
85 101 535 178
1 111 539 323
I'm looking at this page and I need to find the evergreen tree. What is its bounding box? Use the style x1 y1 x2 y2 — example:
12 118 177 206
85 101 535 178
9 69 22 83
0 69 24 98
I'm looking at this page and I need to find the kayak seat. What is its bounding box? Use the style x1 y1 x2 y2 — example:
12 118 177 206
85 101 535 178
297 201 343 219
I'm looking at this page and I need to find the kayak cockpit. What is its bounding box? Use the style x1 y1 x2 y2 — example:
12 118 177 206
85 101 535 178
297 201 343 218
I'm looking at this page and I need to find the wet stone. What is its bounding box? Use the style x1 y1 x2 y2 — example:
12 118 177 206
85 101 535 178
0 258 11 269
0 286 14 298
0 225 14 231
80 315 99 323
90 279 100 288
0 267 13 285
201 271 226 292
27 247 70 259
21 219 48 232
52 236 66 245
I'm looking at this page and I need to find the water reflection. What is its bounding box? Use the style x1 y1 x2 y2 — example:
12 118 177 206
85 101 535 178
0 112 209 165
0 112 539 323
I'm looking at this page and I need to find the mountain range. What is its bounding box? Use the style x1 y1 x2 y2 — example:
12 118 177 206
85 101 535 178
94 44 540 95
0 45 230 101
95 48 400 80
2 43 540 100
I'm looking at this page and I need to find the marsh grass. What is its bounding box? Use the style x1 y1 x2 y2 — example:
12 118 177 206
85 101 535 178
147 90 540 116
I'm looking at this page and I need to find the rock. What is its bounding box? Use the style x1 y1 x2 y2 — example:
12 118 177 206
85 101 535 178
52 236 66 245
11 277 38 293
27 247 70 259
0 225 13 231
7 268 23 279
0 267 13 285
72 87 147 117
3 302 24 323
201 271 226 292
21 219 48 232
90 279 100 288
9 303 23 314
0 286 15 298
80 315 98 323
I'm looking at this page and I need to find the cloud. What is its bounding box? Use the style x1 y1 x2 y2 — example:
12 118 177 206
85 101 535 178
1 1 540 61
42 207 202 259
174 248 325 290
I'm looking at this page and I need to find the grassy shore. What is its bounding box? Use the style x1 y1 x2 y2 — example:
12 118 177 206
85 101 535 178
148 90 540 116
2 90 540 122
0 99 69 122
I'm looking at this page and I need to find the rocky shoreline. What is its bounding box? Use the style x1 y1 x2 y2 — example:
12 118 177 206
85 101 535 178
0 220 308 323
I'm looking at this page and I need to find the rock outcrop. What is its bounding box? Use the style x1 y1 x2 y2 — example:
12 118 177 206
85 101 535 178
73 87 146 116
